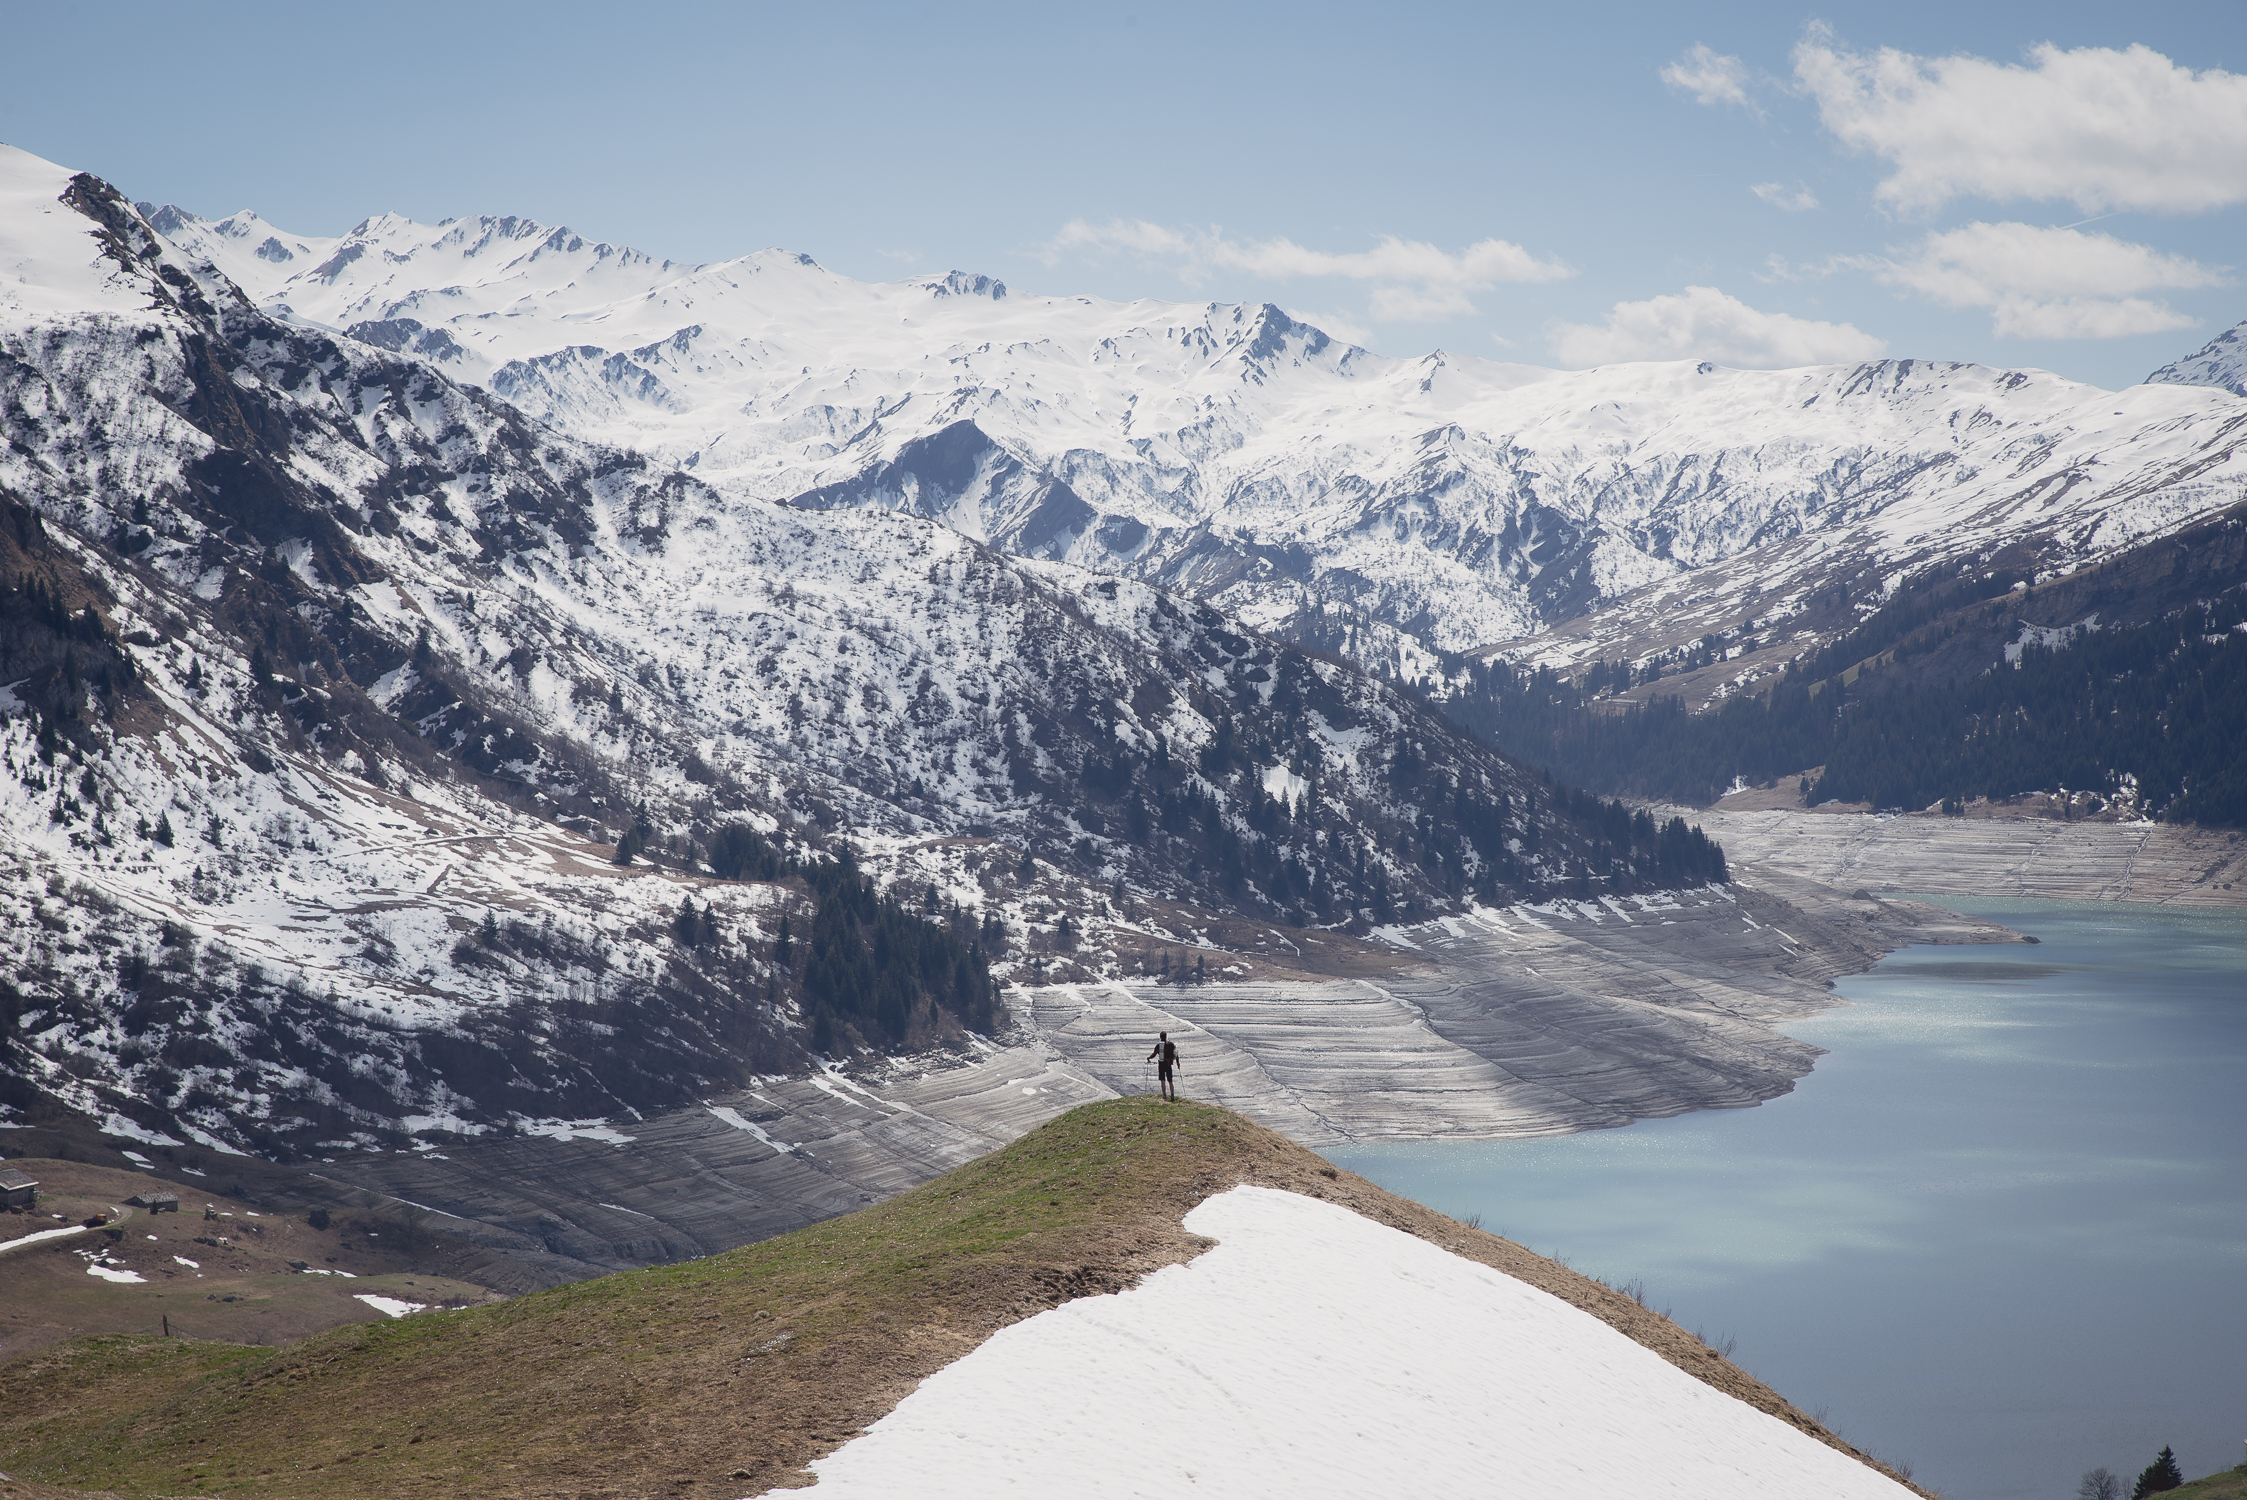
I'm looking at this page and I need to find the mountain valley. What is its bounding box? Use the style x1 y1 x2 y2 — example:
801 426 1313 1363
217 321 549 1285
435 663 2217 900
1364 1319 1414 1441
0 145 1733 1197
2 139 2243 1313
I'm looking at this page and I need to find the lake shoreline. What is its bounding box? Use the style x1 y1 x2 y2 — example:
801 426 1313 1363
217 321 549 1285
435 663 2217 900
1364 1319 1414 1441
1328 895 2247 1500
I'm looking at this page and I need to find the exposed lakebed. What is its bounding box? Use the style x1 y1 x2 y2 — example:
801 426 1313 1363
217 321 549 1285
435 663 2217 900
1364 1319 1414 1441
1325 897 2247 1500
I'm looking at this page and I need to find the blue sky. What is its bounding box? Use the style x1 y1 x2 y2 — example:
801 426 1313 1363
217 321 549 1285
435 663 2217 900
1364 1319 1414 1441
8 0 2243 387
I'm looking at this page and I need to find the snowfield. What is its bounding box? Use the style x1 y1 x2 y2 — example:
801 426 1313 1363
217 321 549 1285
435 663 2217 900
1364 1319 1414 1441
795 1186 1913 1499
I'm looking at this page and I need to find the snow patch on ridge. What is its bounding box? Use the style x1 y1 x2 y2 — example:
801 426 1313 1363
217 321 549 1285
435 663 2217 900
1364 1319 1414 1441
804 1185 1914 1498
0 146 155 319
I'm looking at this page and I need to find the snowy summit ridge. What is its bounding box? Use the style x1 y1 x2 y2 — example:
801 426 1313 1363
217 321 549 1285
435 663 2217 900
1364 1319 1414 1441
146 199 2247 663
2146 315 2247 398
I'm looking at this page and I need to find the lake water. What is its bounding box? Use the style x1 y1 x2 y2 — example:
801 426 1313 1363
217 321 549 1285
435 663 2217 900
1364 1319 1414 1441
1324 897 2247 1500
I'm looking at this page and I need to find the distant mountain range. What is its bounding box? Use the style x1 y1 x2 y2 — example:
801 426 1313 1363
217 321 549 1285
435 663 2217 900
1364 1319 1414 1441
146 201 2247 677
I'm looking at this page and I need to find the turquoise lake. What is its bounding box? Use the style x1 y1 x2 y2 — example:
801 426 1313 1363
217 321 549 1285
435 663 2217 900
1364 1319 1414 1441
1324 897 2247 1500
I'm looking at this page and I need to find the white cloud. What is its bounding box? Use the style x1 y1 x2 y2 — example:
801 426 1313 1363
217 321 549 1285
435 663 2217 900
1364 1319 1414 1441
1662 44 1759 113
1551 286 1886 369
1755 252 1852 284
1042 220 1573 323
1794 31 2247 214
1982 297 2201 341
1874 221 2224 338
1368 284 1477 322
1751 182 1819 212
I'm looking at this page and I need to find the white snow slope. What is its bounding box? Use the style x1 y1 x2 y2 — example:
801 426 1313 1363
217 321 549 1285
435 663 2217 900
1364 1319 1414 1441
150 200 2247 660
2148 316 2247 399
796 1185 1913 1500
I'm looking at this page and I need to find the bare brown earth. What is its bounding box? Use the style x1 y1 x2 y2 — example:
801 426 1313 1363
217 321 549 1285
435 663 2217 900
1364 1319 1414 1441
0 1100 1927 1500
188 880 2012 1298
0 1162 498 1360
0 1477 132 1500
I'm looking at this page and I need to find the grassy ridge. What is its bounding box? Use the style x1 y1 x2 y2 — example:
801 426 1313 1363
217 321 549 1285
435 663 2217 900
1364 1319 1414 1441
0 1099 1925 1500
0 1100 1275 1500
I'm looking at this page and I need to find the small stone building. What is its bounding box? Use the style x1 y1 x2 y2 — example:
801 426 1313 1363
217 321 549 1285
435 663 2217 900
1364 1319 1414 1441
0 1168 37 1208
128 1190 179 1213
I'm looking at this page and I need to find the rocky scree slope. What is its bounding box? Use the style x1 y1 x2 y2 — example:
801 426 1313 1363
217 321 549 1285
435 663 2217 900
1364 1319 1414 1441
0 147 1670 1159
147 202 2247 673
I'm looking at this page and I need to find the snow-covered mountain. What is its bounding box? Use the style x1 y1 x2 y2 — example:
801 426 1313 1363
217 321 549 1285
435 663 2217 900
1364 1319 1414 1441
9 140 2232 1166
2147 316 2247 398
4 146 1680 1157
147 202 2247 668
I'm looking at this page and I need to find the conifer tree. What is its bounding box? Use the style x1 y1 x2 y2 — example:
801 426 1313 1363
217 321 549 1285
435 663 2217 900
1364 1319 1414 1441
2131 1447 2184 1499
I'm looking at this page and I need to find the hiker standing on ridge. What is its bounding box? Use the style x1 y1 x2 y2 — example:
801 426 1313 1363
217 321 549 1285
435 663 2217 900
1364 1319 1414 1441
1147 1031 1181 1102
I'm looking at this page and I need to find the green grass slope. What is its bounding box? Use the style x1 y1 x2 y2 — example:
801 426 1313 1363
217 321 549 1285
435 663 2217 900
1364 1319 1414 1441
0 1099 1923 1500
2172 1465 2247 1499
